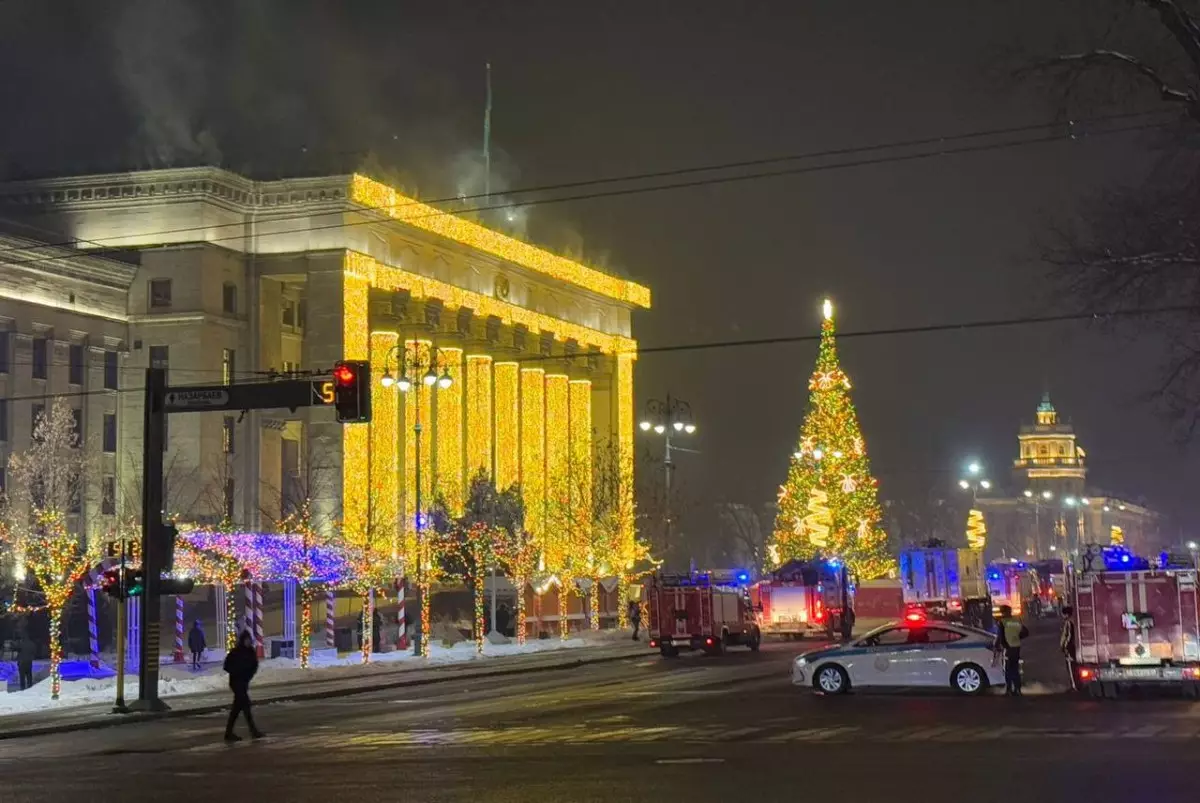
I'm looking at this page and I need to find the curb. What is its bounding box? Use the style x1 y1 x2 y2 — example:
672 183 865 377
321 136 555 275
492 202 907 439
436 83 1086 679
0 649 644 741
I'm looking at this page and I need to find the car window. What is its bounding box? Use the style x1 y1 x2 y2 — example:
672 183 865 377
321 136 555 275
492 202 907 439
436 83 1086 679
906 628 931 644
925 628 966 644
865 627 910 647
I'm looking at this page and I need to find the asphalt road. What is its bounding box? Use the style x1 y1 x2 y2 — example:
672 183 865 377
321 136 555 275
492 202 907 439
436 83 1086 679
3 627 1199 803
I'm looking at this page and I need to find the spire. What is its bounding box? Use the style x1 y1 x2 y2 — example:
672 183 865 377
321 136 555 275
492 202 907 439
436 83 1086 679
1036 392 1057 425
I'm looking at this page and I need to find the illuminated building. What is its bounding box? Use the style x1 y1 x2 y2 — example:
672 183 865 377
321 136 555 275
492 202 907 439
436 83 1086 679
0 168 650 573
974 394 1163 559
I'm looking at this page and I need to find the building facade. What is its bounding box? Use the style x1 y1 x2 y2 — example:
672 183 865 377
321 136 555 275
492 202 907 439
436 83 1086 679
977 394 1163 560
0 168 650 568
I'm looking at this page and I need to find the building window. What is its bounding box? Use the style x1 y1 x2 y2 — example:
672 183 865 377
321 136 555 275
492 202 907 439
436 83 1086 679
223 282 238 315
222 349 235 384
0 330 9 373
223 416 235 454
149 278 172 308
224 477 235 523
282 300 296 328
69 344 85 385
31 403 44 440
68 482 80 514
297 299 306 330
71 408 83 446
102 476 116 515
103 413 117 453
0 399 6 442
32 337 47 379
104 350 119 390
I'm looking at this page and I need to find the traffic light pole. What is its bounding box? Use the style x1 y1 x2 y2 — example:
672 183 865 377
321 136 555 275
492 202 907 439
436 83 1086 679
112 538 129 714
127 365 364 711
132 367 168 712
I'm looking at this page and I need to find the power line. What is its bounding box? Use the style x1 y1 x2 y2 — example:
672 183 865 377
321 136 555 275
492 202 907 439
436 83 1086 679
0 109 1175 272
1 303 1190 403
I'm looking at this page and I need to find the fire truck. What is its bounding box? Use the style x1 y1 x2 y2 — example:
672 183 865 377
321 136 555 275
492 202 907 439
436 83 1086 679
748 559 851 640
898 546 990 629
1070 546 1200 697
646 571 762 658
987 562 1039 618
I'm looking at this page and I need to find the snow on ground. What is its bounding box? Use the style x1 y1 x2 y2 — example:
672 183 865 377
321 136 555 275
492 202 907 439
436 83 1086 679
0 630 628 717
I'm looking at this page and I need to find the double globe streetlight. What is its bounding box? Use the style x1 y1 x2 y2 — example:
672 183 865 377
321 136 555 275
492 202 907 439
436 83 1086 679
379 344 456 656
638 395 697 567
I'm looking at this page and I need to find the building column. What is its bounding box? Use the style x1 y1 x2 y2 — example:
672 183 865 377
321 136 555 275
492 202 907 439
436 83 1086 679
436 347 464 513
569 378 593 538
341 270 370 543
520 367 546 539
494 362 520 490
403 339 433 561
465 354 493 482
544 373 570 570
370 331 400 557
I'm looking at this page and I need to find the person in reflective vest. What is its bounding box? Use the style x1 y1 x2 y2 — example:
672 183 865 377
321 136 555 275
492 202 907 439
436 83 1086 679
995 605 1029 697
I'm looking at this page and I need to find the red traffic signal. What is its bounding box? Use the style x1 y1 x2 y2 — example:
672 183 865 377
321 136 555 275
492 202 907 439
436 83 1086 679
332 360 371 423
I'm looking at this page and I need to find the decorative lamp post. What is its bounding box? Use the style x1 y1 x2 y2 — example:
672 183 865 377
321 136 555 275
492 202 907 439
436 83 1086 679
381 344 455 657
638 394 697 568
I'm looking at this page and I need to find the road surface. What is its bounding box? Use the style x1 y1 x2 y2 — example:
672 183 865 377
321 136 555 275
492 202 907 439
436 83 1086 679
2 630 1197 802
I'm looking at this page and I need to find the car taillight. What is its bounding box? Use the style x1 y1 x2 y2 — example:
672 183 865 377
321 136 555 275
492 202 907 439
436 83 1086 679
705 637 714 646
1078 667 1094 681
1186 667 1200 679
649 639 658 648
948 599 962 611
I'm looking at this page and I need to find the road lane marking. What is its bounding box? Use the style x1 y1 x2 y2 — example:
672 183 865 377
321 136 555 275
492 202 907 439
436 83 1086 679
655 758 725 764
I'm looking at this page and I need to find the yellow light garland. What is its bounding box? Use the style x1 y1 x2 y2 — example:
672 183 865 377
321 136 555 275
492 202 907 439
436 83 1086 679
494 362 520 488
370 332 400 556
520 368 546 540
342 274 370 543
544 374 570 572
436 347 464 513
350 175 651 309
465 355 493 478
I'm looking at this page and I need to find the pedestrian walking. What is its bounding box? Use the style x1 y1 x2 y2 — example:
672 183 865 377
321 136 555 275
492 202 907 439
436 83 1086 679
996 605 1029 697
840 606 856 642
629 600 642 641
223 631 264 741
16 633 35 691
1060 605 1078 691
187 620 207 670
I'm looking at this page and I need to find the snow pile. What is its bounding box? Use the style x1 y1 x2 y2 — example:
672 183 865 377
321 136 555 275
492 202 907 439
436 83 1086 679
0 631 621 717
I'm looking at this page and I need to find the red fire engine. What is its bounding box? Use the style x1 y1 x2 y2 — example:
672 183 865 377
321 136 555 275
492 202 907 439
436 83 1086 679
646 571 762 658
749 559 851 640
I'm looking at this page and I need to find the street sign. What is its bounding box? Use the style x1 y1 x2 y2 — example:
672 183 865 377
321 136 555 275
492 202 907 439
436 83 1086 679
311 379 335 405
164 388 230 410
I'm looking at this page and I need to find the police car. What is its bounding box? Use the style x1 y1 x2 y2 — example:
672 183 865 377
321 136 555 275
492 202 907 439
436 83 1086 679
791 611 1004 695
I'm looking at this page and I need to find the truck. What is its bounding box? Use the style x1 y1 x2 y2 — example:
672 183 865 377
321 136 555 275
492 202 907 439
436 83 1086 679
987 562 1039 618
748 559 851 640
1071 545 1200 697
646 571 762 658
898 546 990 629
1031 559 1066 616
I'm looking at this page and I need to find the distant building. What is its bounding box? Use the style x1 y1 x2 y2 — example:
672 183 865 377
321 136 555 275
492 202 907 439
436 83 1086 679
978 394 1164 560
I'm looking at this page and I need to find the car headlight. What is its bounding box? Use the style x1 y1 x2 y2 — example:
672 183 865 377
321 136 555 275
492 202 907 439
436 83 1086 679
795 657 808 667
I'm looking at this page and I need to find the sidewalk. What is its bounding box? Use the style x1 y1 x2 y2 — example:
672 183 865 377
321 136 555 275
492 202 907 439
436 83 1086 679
0 637 646 741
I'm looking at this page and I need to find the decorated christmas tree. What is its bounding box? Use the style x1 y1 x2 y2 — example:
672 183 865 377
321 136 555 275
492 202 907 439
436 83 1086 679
769 299 894 579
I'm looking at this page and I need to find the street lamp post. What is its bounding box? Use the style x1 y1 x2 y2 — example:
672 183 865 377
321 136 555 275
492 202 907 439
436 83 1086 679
639 394 697 568
381 344 454 657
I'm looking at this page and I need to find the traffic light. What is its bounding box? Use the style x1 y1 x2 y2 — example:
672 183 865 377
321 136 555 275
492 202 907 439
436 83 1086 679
125 568 145 598
159 522 178 573
159 577 196 596
100 567 123 599
332 360 371 423
100 567 145 600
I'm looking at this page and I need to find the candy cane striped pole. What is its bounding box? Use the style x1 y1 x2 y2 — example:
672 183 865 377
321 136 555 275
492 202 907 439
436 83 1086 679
253 581 265 659
173 596 185 663
325 588 336 650
396 577 408 650
243 577 254 637
86 587 100 670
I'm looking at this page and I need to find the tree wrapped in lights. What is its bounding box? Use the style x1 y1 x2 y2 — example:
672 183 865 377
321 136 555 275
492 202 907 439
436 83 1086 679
277 501 334 669
430 472 525 654
770 300 893 579
499 525 537 645
2 400 98 699
342 545 400 665
174 539 243 650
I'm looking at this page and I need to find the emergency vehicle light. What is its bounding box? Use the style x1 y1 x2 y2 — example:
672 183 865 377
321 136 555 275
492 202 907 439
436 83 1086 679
904 610 926 623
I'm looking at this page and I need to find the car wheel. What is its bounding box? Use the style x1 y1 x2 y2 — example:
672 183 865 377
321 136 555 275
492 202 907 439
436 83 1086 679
814 664 849 695
660 645 679 659
951 663 987 695
748 628 761 652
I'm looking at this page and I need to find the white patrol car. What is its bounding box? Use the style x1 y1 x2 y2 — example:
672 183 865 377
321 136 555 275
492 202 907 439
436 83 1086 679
792 612 1005 695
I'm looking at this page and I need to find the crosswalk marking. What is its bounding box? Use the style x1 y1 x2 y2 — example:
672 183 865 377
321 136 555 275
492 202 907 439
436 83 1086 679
171 720 1200 755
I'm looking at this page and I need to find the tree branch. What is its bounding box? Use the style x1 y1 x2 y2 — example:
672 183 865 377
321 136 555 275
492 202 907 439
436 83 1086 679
1052 49 1198 109
1142 0 1200 77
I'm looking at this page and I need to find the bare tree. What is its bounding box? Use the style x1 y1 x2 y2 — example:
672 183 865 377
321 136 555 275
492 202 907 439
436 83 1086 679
1018 0 1200 433
717 503 767 575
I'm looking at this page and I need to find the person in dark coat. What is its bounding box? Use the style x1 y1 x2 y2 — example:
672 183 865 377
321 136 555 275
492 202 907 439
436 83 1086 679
16 634 35 691
372 608 383 653
187 620 206 670
496 603 511 637
629 601 642 641
223 631 263 741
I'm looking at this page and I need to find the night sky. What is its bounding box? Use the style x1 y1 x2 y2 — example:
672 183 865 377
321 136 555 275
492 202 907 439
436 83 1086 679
1 1 1193 534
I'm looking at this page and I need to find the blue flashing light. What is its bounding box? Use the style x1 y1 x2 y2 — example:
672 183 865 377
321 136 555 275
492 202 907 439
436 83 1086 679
736 571 750 584
827 558 842 568
988 570 1001 581
1121 554 1131 564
